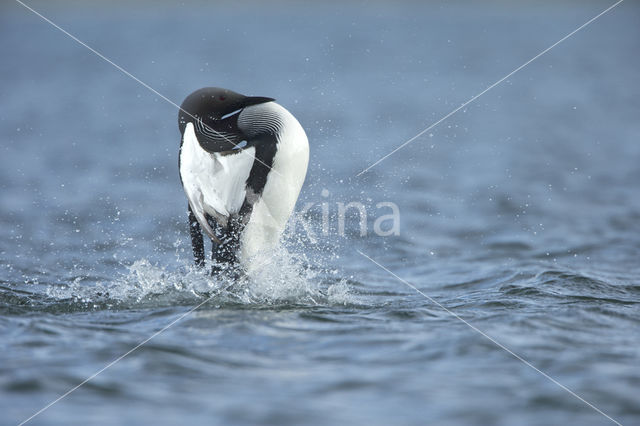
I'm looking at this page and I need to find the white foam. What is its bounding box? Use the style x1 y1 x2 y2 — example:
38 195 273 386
44 240 354 309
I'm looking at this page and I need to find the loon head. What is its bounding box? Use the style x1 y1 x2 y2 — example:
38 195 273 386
178 87 274 152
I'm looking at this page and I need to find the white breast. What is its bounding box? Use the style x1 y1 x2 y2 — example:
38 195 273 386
179 122 256 239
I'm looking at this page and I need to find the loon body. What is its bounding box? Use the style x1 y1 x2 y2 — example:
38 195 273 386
178 87 309 271
178 87 309 274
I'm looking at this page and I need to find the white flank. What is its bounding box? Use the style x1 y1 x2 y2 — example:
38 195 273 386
238 102 309 271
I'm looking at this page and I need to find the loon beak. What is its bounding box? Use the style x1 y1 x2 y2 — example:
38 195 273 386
243 96 275 107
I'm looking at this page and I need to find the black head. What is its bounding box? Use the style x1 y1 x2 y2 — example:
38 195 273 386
178 87 274 152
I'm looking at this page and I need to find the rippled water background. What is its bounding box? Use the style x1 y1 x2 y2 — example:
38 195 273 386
1 1 639 424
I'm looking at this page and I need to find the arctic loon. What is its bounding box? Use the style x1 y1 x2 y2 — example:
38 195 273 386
178 87 309 274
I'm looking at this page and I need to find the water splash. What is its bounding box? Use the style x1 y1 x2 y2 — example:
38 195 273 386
39 241 354 311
